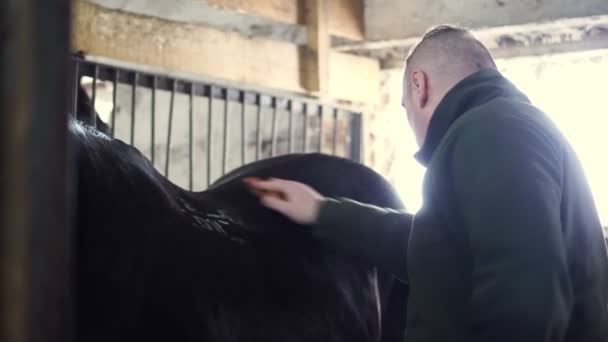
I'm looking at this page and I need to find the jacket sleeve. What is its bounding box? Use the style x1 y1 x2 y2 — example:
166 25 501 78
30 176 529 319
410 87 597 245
449 117 571 341
312 198 412 282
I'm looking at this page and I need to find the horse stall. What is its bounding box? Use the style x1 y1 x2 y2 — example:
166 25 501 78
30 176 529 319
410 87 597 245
71 55 364 189
1 1 413 341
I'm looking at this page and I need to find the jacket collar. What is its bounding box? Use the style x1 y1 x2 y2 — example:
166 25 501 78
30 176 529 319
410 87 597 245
414 68 530 166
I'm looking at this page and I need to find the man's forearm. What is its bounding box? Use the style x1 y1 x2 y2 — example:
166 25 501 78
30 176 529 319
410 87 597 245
312 198 412 282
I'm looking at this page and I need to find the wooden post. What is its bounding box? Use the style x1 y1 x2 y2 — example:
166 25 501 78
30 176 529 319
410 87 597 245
302 0 330 96
0 0 73 341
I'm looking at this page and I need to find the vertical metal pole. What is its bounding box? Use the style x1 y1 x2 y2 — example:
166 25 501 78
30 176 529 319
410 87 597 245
255 94 262 161
303 103 309 153
28 1 73 339
110 69 119 137
318 105 324 153
165 79 176 178
90 65 98 128
288 100 295 154
349 113 363 162
188 83 194 190
332 108 338 155
240 92 247 165
130 72 138 146
270 97 279 156
222 88 229 175
150 76 156 165
71 60 79 117
206 86 213 187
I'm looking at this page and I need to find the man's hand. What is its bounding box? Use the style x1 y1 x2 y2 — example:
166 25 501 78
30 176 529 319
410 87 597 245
243 177 324 225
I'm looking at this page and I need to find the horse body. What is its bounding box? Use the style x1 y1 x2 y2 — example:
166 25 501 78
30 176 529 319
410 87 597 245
71 119 407 342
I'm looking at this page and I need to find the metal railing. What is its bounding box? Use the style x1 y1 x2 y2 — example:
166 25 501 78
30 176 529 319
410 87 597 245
70 55 363 190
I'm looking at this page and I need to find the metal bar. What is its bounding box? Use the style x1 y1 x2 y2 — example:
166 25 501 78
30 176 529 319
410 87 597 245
288 100 295 153
189 83 194 190
130 72 138 145
221 88 229 175
0 1 73 341
206 86 213 187
240 91 247 164
318 105 324 153
150 76 156 164
29 1 73 336
332 108 338 155
255 94 262 160
71 60 79 117
72 56 359 113
270 97 279 156
349 113 363 162
90 65 98 127
165 79 176 177
110 69 118 136
303 103 309 153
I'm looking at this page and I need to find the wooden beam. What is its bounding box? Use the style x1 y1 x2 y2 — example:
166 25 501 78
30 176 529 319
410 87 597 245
337 15 608 69
491 37 608 60
73 1 379 104
2 1 73 342
85 0 364 42
302 0 330 95
329 0 363 41
205 0 363 40
377 36 608 69
205 0 298 25
365 0 608 40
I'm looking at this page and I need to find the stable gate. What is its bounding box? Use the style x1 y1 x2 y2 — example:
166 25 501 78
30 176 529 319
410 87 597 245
71 55 364 190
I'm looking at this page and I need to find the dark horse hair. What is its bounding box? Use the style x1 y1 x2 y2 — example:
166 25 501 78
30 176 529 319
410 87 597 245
70 118 408 342
75 84 111 136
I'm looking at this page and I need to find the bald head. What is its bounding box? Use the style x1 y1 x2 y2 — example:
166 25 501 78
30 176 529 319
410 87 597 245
405 25 496 89
401 25 497 147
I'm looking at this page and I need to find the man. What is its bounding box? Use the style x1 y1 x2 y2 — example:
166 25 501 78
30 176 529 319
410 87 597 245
245 25 608 341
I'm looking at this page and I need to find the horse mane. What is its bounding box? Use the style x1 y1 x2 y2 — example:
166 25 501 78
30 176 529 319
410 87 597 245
75 85 111 136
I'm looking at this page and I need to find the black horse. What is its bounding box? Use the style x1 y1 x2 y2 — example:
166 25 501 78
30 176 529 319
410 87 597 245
71 118 408 341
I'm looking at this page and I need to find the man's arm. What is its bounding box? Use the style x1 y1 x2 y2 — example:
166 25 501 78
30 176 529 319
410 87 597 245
243 177 412 281
450 116 571 341
314 198 412 282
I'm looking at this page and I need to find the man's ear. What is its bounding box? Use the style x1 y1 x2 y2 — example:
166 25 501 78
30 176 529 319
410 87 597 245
411 70 429 108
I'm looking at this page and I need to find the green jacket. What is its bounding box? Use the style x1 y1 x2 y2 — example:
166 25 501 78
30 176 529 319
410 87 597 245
313 69 608 342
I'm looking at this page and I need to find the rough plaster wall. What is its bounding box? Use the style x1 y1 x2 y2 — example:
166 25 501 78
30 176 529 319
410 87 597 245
81 81 352 190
